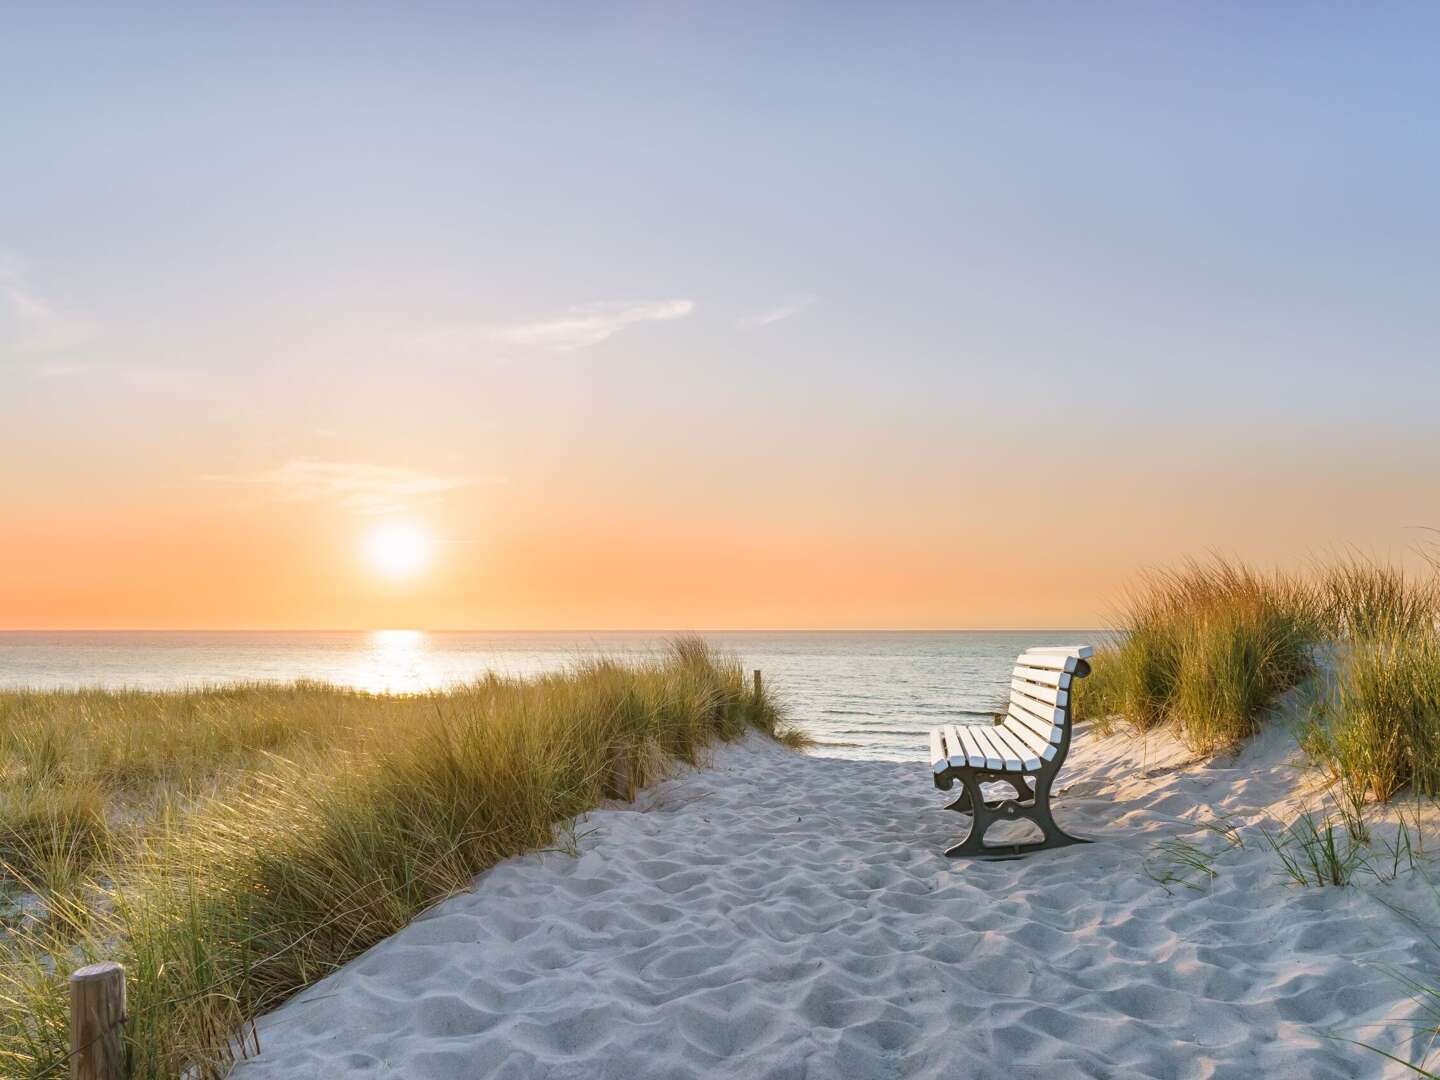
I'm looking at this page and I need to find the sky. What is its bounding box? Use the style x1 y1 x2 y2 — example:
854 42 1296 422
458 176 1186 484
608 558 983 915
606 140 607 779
3 3 1439 630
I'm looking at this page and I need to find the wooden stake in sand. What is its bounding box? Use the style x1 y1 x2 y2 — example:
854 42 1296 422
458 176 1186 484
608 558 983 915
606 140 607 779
69 961 126 1080
754 669 762 697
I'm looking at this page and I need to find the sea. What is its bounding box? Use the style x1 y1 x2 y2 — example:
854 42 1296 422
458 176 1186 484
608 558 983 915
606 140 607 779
0 631 1101 762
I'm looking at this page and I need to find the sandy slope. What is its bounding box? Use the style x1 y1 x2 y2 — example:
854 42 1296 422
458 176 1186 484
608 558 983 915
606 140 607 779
232 722 1440 1079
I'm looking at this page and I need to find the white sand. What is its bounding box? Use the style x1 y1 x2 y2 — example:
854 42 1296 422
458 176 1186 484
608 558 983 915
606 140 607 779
232 722 1440 1079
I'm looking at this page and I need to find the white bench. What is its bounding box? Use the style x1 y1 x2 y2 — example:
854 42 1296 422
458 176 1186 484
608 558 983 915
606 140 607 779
929 645 1093 857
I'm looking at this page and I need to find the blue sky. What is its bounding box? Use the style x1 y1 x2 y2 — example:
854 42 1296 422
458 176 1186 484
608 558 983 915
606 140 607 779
3 3 1440 627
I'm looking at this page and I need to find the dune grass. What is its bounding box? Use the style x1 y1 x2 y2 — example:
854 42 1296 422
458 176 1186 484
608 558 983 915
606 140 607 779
1074 559 1321 751
1309 632 1440 802
1319 558 1440 641
1077 555 1440 803
1303 562 1440 804
0 638 803 1079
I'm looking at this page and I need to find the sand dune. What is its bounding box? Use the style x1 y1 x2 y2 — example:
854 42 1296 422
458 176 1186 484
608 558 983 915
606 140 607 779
233 723 1440 1079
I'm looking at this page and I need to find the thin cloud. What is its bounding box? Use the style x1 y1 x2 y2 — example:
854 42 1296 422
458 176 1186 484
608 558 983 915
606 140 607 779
210 460 474 515
0 261 94 354
496 299 694 350
738 296 815 330
402 299 695 356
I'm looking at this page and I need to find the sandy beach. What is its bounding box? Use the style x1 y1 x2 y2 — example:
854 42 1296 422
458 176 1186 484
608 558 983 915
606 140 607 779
10 8 1439 1077
230 722 1440 1080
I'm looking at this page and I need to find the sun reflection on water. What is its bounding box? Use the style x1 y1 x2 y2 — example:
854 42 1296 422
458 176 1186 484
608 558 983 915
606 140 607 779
345 629 440 694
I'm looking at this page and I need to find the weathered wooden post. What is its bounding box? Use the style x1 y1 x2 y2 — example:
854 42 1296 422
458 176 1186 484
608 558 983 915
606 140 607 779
608 748 634 801
753 669 762 697
69 961 126 1080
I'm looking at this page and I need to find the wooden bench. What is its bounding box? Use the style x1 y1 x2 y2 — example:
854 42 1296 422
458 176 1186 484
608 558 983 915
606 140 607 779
929 645 1093 858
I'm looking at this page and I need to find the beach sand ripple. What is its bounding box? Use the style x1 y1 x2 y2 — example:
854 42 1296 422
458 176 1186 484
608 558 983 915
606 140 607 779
233 724 1440 1079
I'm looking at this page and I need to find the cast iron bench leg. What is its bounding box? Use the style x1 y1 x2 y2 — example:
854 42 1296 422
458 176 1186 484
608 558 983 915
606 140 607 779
944 775 1032 812
944 769 1090 858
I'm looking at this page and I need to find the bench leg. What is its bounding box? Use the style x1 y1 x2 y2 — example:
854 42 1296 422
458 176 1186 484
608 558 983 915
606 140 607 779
942 774 993 855
1023 780 1090 853
943 774 1033 813
943 791 972 812
944 771 1089 858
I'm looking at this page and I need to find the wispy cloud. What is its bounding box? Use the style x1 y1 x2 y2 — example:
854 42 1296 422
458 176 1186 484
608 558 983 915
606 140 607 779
738 296 815 330
0 260 94 354
495 299 694 350
210 460 474 515
402 299 695 357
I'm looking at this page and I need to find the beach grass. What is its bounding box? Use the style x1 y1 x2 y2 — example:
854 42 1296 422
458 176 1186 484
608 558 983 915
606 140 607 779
1318 557 1440 641
1304 623 1440 804
1077 555 1440 806
0 638 802 1079
1074 558 1320 750
1302 561 1440 804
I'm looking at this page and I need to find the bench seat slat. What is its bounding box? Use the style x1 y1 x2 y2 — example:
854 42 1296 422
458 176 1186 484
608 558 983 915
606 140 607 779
971 725 1021 771
942 724 963 768
963 725 1003 770
988 727 1029 772
948 724 976 768
988 724 1042 771
1000 716 1058 763
951 725 985 769
931 728 948 775
962 723 990 769
961 725 990 768
945 723 981 769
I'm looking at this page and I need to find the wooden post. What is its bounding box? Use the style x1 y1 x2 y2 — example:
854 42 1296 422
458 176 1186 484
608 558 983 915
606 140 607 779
69 961 125 1080
753 669 762 697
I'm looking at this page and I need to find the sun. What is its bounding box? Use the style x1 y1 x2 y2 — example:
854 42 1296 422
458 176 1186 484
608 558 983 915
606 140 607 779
363 521 433 579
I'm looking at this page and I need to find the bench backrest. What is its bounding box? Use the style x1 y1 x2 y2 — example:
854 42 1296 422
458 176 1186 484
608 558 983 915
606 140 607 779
997 646 1093 768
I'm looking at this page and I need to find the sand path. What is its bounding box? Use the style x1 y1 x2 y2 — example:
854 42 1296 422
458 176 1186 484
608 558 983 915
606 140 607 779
233 723 1440 1079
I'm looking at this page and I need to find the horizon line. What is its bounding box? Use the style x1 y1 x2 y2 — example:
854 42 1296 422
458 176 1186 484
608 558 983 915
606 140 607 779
0 626 1110 635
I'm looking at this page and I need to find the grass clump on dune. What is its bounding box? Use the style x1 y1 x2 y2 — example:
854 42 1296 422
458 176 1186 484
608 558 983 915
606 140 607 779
1079 554 1440 804
1318 557 1440 641
1303 561 1440 803
1308 631 1440 802
0 638 802 1079
1075 559 1320 751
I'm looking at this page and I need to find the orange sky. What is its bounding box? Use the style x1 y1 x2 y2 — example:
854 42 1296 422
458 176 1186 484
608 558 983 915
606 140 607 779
4 415 1435 629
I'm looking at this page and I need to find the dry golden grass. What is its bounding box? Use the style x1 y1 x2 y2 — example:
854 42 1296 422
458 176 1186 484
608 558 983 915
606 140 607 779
1076 556 1440 800
0 638 804 1079
1073 558 1320 751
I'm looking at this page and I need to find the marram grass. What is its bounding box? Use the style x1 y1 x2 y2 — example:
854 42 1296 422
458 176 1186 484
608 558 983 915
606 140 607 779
1304 625 1440 804
1076 555 1440 801
1073 558 1321 751
0 639 804 1079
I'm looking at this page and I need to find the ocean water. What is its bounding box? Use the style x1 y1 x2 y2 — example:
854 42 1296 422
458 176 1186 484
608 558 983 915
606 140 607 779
0 631 1100 761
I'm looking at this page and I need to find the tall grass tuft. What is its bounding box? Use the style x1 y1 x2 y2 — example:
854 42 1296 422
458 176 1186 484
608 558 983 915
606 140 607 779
1079 553 1440 803
1301 560 1440 803
1260 811 1367 887
1307 629 1440 803
1074 558 1320 750
0 782 110 890
1319 558 1440 641
0 639 804 1078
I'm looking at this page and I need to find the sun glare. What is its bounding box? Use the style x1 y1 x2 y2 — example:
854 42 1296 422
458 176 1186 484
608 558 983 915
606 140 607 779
363 522 433 579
